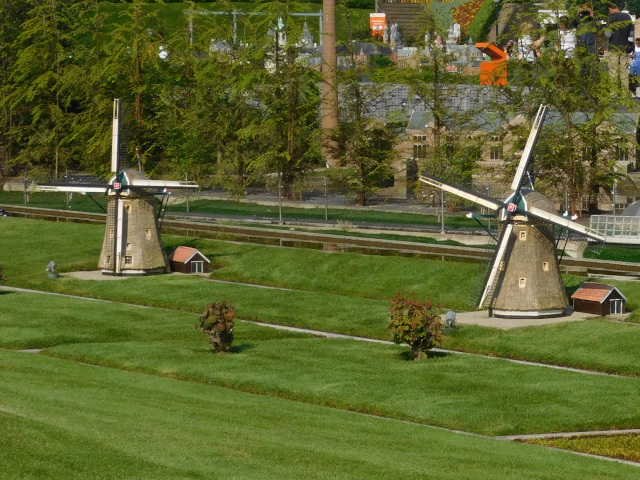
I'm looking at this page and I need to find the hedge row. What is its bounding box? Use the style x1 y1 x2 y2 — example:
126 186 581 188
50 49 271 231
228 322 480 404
466 0 500 43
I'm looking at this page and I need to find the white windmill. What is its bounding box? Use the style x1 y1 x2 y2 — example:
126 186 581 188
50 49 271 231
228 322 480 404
420 105 606 318
40 99 199 276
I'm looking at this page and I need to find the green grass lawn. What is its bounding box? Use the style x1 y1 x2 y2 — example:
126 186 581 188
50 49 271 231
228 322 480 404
3 348 636 479
5 216 640 373
3 291 640 440
4 218 640 473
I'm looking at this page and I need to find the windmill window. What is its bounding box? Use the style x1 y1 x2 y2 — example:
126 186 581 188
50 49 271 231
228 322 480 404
542 261 549 272
145 229 151 239
125 205 131 212
109 229 114 237
191 261 204 274
124 255 132 265
519 277 526 288
519 231 527 241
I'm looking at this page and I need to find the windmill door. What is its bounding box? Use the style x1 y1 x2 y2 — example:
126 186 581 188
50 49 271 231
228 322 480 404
610 299 623 315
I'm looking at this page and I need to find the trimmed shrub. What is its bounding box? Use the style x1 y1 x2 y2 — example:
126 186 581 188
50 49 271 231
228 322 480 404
388 292 442 360
196 300 236 353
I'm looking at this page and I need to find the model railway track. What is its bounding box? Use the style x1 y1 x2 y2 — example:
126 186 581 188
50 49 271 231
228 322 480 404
4 204 640 277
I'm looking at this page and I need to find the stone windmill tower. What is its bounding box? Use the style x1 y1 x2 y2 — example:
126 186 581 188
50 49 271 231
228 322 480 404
420 105 606 318
40 99 198 276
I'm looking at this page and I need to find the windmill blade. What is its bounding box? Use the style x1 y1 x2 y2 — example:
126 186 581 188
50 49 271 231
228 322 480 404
510 104 548 193
478 220 514 309
524 205 606 242
37 184 109 194
111 99 121 174
419 175 502 211
127 179 199 189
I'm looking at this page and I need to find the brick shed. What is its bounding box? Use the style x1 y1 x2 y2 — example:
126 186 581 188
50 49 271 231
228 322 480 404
168 246 210 274
571 282 627 316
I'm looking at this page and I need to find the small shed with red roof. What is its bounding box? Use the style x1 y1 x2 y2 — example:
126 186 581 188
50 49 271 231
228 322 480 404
571 282 626 316
168 246 210 274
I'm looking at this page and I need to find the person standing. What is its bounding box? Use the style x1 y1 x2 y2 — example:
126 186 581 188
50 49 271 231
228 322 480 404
605 4 634 88
630 38 640 95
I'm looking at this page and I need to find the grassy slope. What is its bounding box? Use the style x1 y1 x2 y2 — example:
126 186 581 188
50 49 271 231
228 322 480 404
5 217 640 376
3 291 640 439
3 217 640 471
2 348 635 479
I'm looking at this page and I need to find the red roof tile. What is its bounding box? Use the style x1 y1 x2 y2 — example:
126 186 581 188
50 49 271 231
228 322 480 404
169 246 209 264
571 282 624 303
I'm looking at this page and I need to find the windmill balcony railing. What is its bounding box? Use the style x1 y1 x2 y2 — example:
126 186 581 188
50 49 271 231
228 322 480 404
589 215 640 239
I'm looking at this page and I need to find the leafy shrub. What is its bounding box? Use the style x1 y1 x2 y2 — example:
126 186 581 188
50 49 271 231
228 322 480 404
196 300 236 353
388 292 442 360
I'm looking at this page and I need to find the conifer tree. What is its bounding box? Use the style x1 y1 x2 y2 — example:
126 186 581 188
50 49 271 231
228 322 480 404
2 0 90 180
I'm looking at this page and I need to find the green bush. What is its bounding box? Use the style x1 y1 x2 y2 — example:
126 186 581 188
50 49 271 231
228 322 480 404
196 301 236 353
388 292 443 360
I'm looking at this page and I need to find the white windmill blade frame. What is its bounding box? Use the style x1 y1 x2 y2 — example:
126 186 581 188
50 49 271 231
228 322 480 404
127 179 199 189
37 185 108 194
510 105 548 192
525 206 606 242
111 99 121 174
478 222 514 309
419 175 502 211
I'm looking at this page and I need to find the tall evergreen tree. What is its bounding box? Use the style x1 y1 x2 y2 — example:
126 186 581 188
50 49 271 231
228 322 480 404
0 0 30 177
2 0 91 180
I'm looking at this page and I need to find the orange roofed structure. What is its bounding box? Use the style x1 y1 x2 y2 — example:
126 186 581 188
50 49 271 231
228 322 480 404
571 282 626 316
168 246 210 274
475 42 507 86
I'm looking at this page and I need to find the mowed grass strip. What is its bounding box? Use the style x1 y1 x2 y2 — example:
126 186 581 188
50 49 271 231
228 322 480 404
0 291 306 350
6 218 640 375
525 435 640 464
442 321 640 377
4 292 640 437
1 217 484 311
2 350 636 480
46 336 640 437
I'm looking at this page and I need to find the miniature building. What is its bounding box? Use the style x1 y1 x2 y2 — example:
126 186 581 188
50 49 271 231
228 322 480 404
489 191 569 318
571 282 627 316
475 42 507 86
168 246 210 274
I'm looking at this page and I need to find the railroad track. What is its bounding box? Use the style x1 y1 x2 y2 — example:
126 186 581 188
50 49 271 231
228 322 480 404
3 204 640 278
